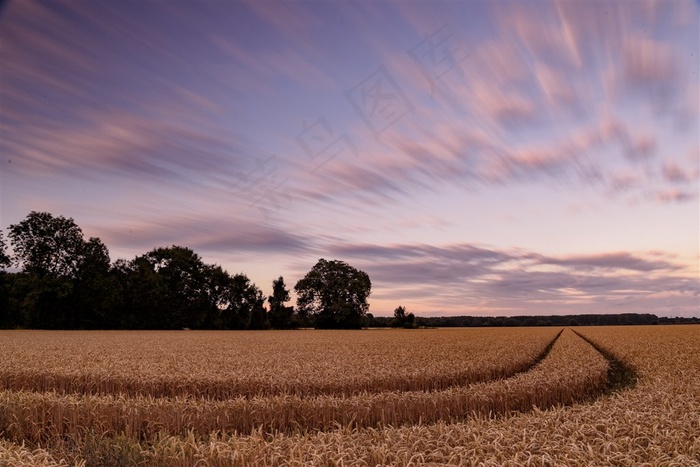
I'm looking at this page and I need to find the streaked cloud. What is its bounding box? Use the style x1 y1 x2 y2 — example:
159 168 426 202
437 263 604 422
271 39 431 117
327 242 698 316
102 215 313 256
1 0 697 317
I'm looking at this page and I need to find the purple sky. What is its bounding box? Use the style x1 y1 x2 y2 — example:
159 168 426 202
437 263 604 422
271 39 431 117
1 1 699 317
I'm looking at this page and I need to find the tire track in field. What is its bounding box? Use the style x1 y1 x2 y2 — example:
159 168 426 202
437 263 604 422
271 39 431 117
571 328 638 393
0 330 564 400
0 329 613 440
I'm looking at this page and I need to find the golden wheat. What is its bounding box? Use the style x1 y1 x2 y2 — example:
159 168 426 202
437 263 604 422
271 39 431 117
0 328 557 398
140 325 700 466
0 329 606 443
0 439 73 467
3 326 696 466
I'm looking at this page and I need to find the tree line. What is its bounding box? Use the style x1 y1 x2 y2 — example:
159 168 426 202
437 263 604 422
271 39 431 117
365 313 698 327
2 212 694 330
0 212 372 330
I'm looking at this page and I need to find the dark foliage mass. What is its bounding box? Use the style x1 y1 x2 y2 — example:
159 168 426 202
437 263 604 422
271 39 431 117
0 212 287 330
392 305 416 328
366 313 698 327
294 259 371 329
1 212 695 330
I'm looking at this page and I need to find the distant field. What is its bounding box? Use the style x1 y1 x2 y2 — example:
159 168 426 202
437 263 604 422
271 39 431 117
1 326 697 466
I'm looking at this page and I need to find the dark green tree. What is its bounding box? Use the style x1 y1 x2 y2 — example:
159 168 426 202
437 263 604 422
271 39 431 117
71 237 115 328
0 231 10 269
8 211 85 278
200 264 234 329
294 258 371 329
248 288 269 330
0 231 12 328
220 273 266 330
0 272 19 328
108 258 144 329
110 248 267 330
7 212 107 328
132 246 211 329
392 305 416 328
268 276 294 329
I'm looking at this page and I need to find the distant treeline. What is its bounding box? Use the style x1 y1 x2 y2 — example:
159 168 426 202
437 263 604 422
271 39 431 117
0 211 372 330
1 212 696 330
366 313 699 327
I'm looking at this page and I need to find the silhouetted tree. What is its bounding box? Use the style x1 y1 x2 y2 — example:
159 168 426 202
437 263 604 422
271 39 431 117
0 231 12 328
200 264 234 329
220 273 265 330
392 305 416 328
0 231 10 269
109 246 267 330
130 246 214 329
249 288 270 330
71 237 114 328
6 212 113 328
268 276 294 329
392 305 406 327
8 211 85 278
295 258 371 329
108 258 143 329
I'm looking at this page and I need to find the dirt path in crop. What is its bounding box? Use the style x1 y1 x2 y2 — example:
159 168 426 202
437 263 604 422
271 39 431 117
1 329 624 440
571 328 638 393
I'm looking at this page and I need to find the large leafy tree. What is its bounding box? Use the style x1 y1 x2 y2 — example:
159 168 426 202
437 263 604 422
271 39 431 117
219 273 266 330
130 246 211 329
392 305 416 328
200 264 234 329
108 258 145 329
294 258 371 329
113 246 268 330
6 212 113 328
3 211 276 330
268 276 294 329
8 211 85 278
71 237 114 328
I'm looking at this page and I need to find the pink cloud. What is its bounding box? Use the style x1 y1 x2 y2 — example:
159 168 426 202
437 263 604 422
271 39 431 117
3 108 251 185
656 188 696 203
626 134 657 160
98 214 313 258
540 251 680 272
621 36 679 87
534 63 578 107
662 161 696 184
470 40 530 86
608 170 643 193
243 0 323 47
325 241 698 316
472 83 537 126
498 2 582 68
209 35 335 91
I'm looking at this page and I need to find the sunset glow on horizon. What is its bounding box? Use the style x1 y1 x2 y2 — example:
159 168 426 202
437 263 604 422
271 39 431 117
1 0 698 317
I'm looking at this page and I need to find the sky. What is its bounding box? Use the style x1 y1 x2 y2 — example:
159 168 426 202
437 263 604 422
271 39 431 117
1 0 699 318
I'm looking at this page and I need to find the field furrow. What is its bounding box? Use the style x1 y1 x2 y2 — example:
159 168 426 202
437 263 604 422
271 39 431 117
0 328 558 399
0 329 607 443
54 326 695 467
6 326 694 466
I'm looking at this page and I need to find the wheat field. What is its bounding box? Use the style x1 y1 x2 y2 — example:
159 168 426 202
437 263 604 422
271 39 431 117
0 328 557 398
1 325 698 466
